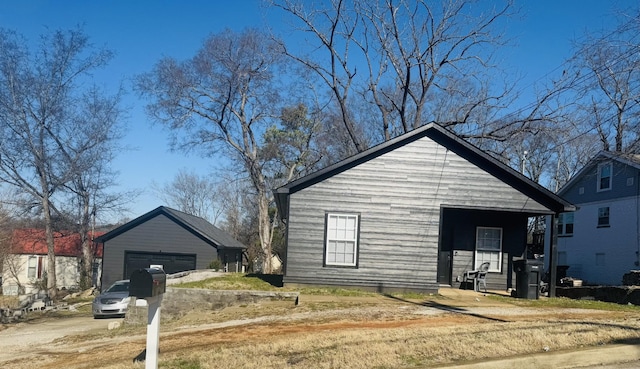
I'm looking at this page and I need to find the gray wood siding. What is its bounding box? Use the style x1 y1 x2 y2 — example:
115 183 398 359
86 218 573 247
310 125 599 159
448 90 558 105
443 208 526 290
285 137 547 291
101 214 218 290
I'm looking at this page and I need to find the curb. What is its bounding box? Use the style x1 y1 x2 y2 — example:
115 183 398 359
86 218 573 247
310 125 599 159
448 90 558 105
432 344 640 369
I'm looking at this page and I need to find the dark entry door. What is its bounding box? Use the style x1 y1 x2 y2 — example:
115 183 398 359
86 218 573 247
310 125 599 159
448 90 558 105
437 251 451 285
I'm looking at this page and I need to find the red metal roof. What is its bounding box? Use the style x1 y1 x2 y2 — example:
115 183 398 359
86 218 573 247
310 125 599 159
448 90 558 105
10 229 104 258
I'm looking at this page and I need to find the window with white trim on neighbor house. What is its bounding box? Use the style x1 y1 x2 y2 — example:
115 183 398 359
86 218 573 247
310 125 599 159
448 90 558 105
475 227 502 272
557 212 574 236
325 213 359 267
597 206 610 227
597 162 612 191
27 255 45 279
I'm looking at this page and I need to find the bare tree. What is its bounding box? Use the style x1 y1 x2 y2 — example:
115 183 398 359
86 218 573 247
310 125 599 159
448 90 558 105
567 15 640 153
136 29 289 273
272 0 526 147
153 169 224 224
0 28 116 299
272 0 369 152
262 103 327 182
61 89 129 290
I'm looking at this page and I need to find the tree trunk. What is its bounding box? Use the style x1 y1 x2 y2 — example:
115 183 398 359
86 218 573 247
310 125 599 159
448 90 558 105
257 189 273 274
41 193 57 300
80 191 93 289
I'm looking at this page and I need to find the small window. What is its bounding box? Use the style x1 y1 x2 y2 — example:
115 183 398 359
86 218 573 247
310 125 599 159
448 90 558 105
325 213 359 267
597 162 612 191
557 212 574 236
475 227 502 272
627 177 634 186
598 207 610 227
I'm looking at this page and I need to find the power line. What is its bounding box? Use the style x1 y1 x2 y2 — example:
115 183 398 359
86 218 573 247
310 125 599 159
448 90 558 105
464 11 640 143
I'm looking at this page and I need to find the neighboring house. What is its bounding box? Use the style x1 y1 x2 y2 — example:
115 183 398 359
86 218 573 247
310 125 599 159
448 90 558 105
1 229 103 296
275 123 574 293
96 206 247 291
547 151 640 286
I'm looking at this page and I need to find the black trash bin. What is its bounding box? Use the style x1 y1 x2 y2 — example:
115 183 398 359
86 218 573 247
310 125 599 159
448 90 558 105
513 258 543 299
556 265 570 285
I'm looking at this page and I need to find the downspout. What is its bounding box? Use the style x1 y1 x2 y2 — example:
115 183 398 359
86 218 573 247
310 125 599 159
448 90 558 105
549 213 558 298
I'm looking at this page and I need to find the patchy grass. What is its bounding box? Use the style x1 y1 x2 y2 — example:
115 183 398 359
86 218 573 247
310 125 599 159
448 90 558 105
160 358 203 369
172 273 280 291
296 287 377 297
92 317 640 369
0 295 19 309
171 273 446 303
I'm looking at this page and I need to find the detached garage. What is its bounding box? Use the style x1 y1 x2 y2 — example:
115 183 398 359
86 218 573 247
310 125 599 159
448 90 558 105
97 206 246 290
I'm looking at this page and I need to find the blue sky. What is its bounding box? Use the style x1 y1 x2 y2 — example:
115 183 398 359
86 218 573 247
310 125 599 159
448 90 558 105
0 0 627 222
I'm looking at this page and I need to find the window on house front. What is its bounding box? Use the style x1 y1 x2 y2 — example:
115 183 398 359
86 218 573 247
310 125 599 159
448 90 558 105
27 255 45 279
325 213 359 267
557 212 574 236
475 227 502 272
598 207 610 227
597 162 612 191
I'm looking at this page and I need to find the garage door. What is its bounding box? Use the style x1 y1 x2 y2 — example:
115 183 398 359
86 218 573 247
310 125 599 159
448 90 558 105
124 251 196 279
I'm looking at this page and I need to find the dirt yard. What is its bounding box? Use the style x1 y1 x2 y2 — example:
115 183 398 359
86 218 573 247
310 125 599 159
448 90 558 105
2 289 640 369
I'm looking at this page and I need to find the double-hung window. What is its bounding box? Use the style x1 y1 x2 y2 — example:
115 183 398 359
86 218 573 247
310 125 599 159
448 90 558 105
27 255 45 279
475 227 502 272
557 212 574 236
325 213 359 267
597 162 612 191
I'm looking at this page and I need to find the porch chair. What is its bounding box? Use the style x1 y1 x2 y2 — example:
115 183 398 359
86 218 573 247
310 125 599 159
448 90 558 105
464 262 490 292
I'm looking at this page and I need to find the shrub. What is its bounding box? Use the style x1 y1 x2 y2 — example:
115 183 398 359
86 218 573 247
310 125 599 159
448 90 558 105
209 259 223 271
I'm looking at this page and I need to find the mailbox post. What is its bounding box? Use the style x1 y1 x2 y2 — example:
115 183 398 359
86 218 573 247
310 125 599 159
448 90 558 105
129 268 167 369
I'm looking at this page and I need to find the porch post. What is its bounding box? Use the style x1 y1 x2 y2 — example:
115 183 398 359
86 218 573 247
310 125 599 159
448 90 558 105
549 214 559 298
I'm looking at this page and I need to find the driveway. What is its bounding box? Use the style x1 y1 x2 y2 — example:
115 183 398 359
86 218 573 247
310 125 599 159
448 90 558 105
0 315 123 362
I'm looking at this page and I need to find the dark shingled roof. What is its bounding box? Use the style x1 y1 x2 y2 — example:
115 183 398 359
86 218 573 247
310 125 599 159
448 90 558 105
96 206 246 249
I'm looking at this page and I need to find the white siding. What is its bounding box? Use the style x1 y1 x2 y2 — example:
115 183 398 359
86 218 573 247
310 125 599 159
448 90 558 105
553 196 640 285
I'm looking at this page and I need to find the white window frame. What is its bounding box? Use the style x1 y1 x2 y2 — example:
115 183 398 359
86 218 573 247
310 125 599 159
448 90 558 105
325 213 359 267
27 255 45 280
475 227 502 272
557 212 574 236
597 162 612 192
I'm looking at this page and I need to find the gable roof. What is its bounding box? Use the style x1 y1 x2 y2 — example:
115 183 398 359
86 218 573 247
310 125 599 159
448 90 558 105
275 123 575 219
558 150 640 196
10 229 104 258
95 206 246 249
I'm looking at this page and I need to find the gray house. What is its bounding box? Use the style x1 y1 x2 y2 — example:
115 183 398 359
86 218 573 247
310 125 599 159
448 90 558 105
275 123 574 293
97 206 246 290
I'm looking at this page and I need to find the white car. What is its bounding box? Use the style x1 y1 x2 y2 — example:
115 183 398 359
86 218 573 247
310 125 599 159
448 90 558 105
92 280 130 318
